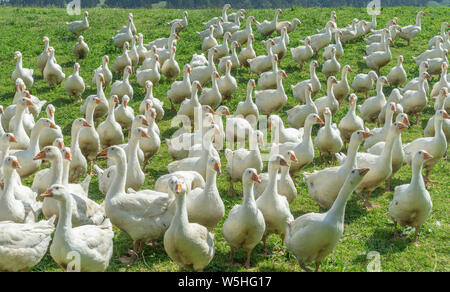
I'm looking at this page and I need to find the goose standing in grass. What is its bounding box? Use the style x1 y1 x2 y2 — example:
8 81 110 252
333 65 352 104
204 4 231 27
397 11 427 46
387 55 407 87
235 79 259 124
256 155 293 254
247 39 276 75
255 70 288 116
256 9 282 37
315 107 343 161
97 95 124 149
39 104 63 149
222 168 265 269
291 36 313 71
36 36 52 75
314 76 339 118
66 11 89 36
287 85 318 129
111 66 134 100
43 47 65 86
12 51 33 89
389 150 432 245
291 60 321 103
257 54 279 90
136 54 161 87
403 110 449 183
141 107 161 170
286 168 369 272
202 26 219 52
352 70 378 98
425 88 450 143
401 61 429 94
168 11 188 33
41 185 113 272
162 47 180 81
118 13 136 35
93 55 112 88
114 95 134 134
238 33 256 68
73 35 89 60
324 30 344 60
364 38 393 75
322 47 341 78
199 71 222 109
164 177 215 272
217 60 237 102
400 72 431 124
378 89 404 125
79 96 101 175
65 63 85 103
113 19 133 49
113 42 132 76
359 76 389 124
430 62 449 99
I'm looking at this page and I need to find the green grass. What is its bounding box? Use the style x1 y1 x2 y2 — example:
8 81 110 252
0 6 448 272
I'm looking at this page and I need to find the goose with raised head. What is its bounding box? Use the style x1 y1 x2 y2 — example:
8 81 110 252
255 70 288 116
387 55 407 87
235 79 259 123
136 34 148 64
428 22 450 49
10 118 56 178
155 171 205 194
324 30 344 60
73 35 89 59
79 96 101 175
404 110 449 183
9 97 33 150
256 154 294 254
287 85 318 129
401 61 429 94
199 71 222 109
225 129 264 196
111 66 134 100
12 51 34 88
93 55 112 88
400 72 431 124
0 156 39 223
307 131 371 209
185 156 224 230
414 37 446 64
43 48 65 86
340 19 359 43
114 95 134 134
398 11 427 45
238 33 256 68
223 11 243 34
82 73 108 121
164 177 214 272
223 168 265 269
198 18 224 39
113 19 133 49
7 91 36 137
113 42 132 76
96 127 149 195
256 9 282 37
41 185 113 272
136 54 160 87
202 26 219 52
378 89 404 125
118 13 136 35
247 39 275 75
322 47 340 78
310 21 336 55
315 108 343 160
292 60 321 103
291 37 313 71
217 60 237 102
37 146 105 226
367 113 410 191
101 146 176 262
364 38 393 75
66 11 89 35
168 64 192 111
39 104 63 149
366 28 390 55
359 76 389 124
204 4 231 26
276 17 301 35
36 36 52 75
218 41 240 74
286 168 369 272
139 81 164 121
232 16 256 45
65 63 85 103
314 76 339 118
270 114 324 176
97 95 124 149
177 81 207 124
257 55 279 90
364 102 397 150
61 147 91 197
430 62 449 98
254 151 298 203
191 47 217 85
68 118 91 183
145 24 181 49
228 9 246 23
213 32 232 61
425 88 450 143
354 122 408 209
162 47 180 81
111 115 147 166
352 70 378 98
141 107 161 170
168 11 188 32
267 26 287 61
333 65 352 104
0 216 55 272
426 49 448 76
389 150 432 244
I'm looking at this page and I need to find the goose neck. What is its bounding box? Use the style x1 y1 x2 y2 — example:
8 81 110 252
55 195 73 236
204 169 218 192
410 159 426 190
50 155 63 186
266 164 279 196
343 138 361 170
107 155 127 198
174 194 189 227
326 177 356 225
243 181 257 206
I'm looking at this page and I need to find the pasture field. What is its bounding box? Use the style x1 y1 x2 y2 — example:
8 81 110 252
0 6 448 272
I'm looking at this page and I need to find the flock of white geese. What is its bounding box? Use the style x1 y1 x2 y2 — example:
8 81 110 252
0 5 449 272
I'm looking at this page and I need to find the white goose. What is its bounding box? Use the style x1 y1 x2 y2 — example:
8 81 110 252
359 76 389 124
97 95 124 149
314 108 343 160
38 104 63 149
12 51 34 88
287 84 318 129
68 118 91 183
291 60 321 103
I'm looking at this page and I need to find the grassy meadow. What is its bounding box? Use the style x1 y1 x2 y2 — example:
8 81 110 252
0 6 448 272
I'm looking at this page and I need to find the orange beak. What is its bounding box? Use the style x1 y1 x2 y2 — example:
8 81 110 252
50 122 57 129
176 183 183 193
34 150 46 160
214 162 222 174
317 117 324 125
40 189 53 198
290 153 298 162
9 135 17 143
141 130 150 139
65 151 73 161
362 131 373 139
252 172 261 183
98 148 109 159
423 152 433 160
358 168 370 176
83 121 92 128
141 118 149 126
12 159 21 169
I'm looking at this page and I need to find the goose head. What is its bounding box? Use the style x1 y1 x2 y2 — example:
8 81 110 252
242 168 261 185
348 168 370 186
13 51 22 60
15 78 26 92
283 150 298 165
413 150 433 165
183 64 192 75
122 95 130 108
123 41 130 51
98 145 126 163
344 65 353 73
268 115 282 131
368 71 378 82
61 147 72 162
131 127 150 141
378 76 389 87
277 70 288 80
268 154 289 170
419 72 432 81
216 105 230 116
351 130 373 144
435 109 450 121
248 79 256 90
306 113 324 126
0 133 17 148
85 96 102 110
3 156 21 172
34 145 61 161
41 184 71 202
84 11 89 18
396 113 410 127
43 36 49 44
201 105 215 115
72 118 92 132
96 73 105 86
109 95 120 108
78 35 84 44
53 138 65 150
207 156 222 175
133 115 149 128
168 176 186 196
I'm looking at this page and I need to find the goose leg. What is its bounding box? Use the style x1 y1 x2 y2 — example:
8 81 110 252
385 177 392 192
412 227 420 246
89 160 94 176
245 249 252 269
315 261 321 272
424 169 438 184
228 178 234 196
299 262 312 272
170 101 176 112
119 240 140 264
262 234 269 255
228 247 234 264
